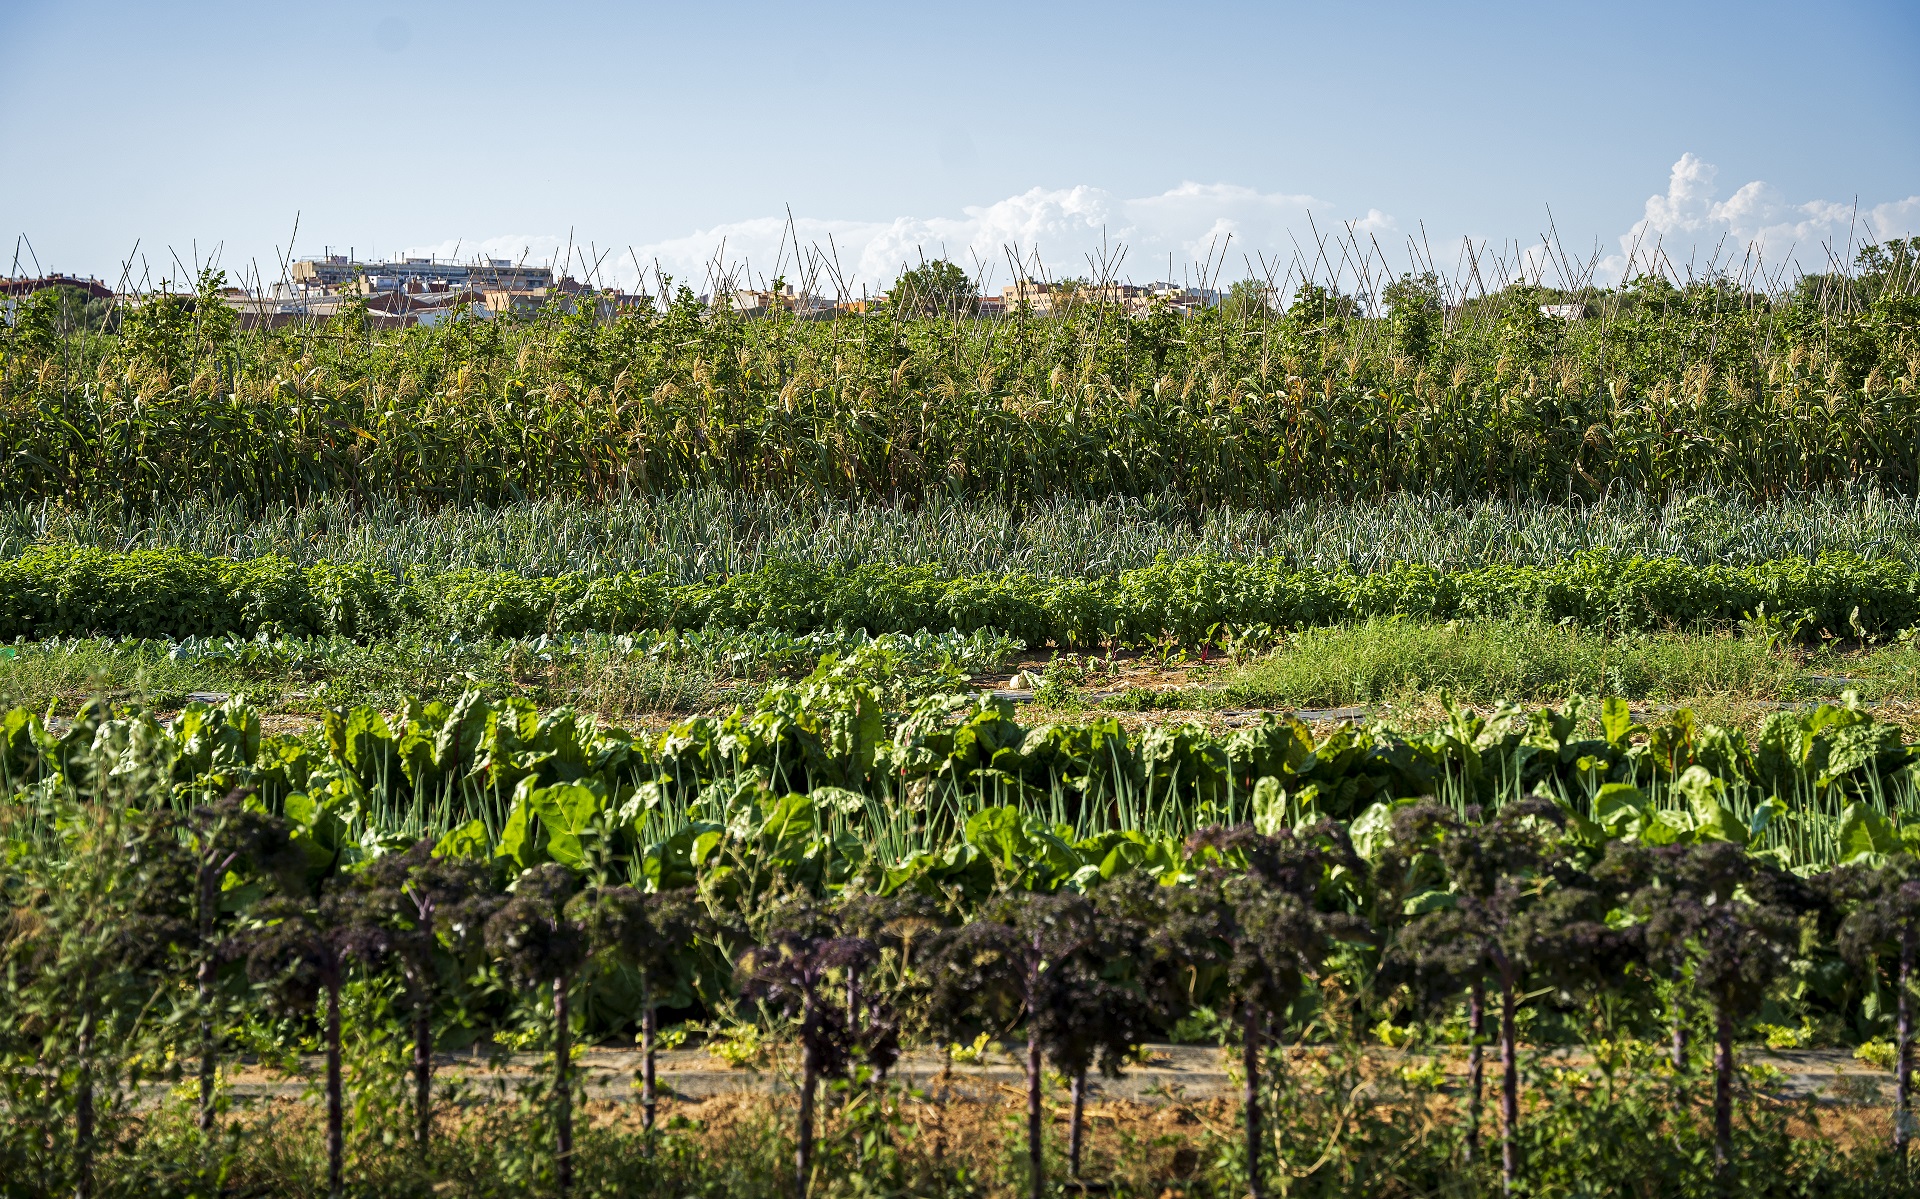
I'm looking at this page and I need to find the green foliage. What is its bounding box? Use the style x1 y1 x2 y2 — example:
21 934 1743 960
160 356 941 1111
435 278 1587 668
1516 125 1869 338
9 682 1920 1193
1220 278 1276 322
888 259 976 317
0 794 194 1195
5 285 115 358
5 257 1920 509
14 231 1920 1194
27 485 1920 584
1381 272 1442 363
8 544 1920 650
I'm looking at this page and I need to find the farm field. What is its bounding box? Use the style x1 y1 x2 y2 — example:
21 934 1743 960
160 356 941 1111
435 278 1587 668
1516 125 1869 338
11 619 1920 735
5 248 1920 1198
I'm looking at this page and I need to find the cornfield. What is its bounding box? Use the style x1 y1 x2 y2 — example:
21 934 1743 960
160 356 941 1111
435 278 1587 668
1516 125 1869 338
3 264 1916 511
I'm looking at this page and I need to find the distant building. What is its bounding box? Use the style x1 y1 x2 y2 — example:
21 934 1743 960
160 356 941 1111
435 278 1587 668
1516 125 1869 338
481 282 647 320
220 286 495 329
0 274 114 301
1002 280 1061 314
484 289 549 317
221 292 351 329
729 284 834 319
1147 284 1220 315
999 280 1217 317
289 254 553 294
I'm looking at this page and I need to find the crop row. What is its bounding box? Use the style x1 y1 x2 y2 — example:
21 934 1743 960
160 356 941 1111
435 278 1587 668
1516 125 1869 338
4 268 1916 509
6 543 1920 647
6 676 1920 1195
5 657 1912 880
17 484 1920 582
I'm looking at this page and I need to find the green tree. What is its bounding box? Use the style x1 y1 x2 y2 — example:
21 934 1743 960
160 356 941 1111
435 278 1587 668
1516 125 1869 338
890 259 976 316
1221 278 1277 322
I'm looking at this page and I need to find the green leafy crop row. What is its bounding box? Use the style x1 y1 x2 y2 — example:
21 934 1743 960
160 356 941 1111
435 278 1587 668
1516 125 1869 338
8 670 1920 1195
6 544 1919 646
5 660 1912 884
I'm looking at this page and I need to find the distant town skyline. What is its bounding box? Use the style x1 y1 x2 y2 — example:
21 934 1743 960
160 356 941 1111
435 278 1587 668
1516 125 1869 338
4 0 1916 292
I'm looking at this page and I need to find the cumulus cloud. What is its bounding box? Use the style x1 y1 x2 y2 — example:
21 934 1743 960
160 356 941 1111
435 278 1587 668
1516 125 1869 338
1603 153 1920 282
620 183 1352 297
405 157 1920 298
406 183 1349 297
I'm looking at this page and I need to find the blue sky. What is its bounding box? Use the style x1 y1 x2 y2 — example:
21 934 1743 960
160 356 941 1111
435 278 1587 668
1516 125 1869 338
3 0 1916 294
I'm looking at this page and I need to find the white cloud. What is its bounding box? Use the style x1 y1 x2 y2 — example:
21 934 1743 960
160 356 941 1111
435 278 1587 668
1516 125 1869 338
1604 153 1920 283
405 182 1352 297
638 183 1346 297
404 158 1920 299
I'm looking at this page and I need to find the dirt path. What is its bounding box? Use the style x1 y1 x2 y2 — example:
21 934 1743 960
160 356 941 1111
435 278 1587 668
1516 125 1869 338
182 1044 1900 1108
